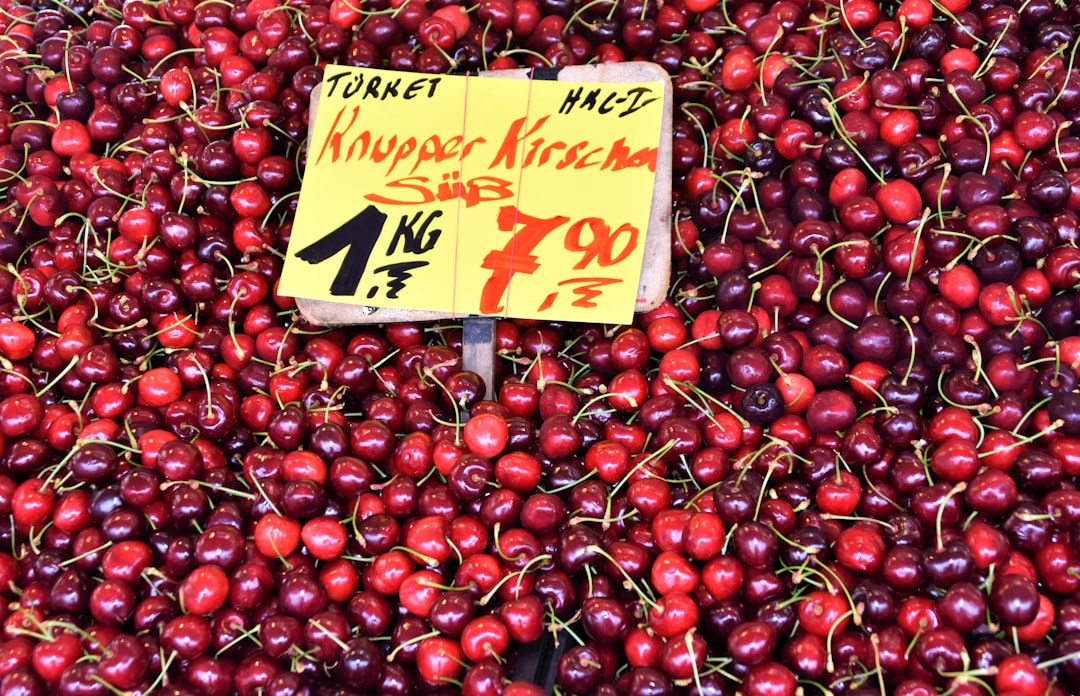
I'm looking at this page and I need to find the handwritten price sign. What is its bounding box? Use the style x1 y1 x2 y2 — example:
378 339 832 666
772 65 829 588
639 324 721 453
280 65 669 325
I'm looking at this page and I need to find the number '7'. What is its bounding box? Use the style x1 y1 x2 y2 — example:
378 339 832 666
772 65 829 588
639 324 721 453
478 205 639 314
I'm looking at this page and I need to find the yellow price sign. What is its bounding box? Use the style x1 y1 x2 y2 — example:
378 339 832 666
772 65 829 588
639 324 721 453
280 65 667 325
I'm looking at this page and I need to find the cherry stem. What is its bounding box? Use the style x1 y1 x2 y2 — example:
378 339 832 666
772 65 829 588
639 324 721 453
546 607 585 648
39 446 81 491
89 677 130 696
824 279 857 330
819 90 887 186
420 365 463 427
934 481 968 551
215 622 264 657
928 0 986 45
308 619 352 652
247 475 284 517
666 377 750 430
585 544 658 608
142 650 176 695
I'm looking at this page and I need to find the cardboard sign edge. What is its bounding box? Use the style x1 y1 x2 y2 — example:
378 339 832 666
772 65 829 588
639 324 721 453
294 63 673 326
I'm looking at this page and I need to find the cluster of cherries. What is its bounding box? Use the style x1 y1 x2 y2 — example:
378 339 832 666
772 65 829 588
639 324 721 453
0 0 1078 693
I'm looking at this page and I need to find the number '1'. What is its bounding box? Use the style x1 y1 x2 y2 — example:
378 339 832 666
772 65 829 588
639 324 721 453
294 206 388 296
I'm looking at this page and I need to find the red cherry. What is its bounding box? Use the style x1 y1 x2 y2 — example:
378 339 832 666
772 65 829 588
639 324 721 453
995 654 1048 696
179 565 230 615
253 513 301 558
798 590 851 637
816 471 861 516
301 516 347 561
416 636 465 685
875 179 922 223
463 413 509 458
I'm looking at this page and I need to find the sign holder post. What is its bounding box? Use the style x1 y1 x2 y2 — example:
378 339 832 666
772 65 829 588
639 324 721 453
462 316 496 398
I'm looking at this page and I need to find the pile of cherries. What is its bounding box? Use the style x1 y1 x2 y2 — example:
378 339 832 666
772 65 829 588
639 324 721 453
0 0 1079 693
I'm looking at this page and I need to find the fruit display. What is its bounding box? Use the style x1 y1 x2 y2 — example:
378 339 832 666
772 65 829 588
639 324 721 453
0 0 1079 694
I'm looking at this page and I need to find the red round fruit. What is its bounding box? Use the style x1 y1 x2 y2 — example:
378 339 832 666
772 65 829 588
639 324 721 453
179 565 230 615
875 179 922 223
416 636 465 684
464 413 509 457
